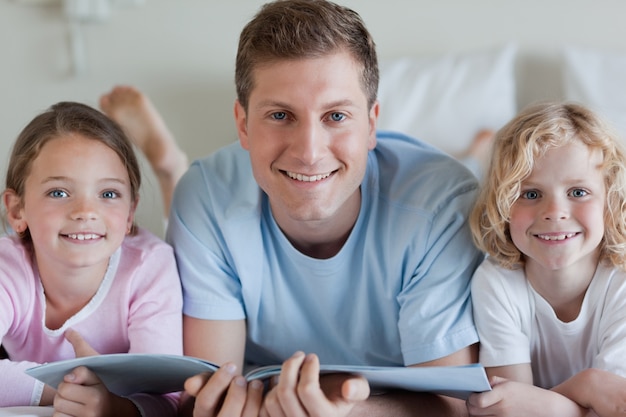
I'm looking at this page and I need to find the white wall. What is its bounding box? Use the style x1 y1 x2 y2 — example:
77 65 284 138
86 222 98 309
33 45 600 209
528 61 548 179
2 0 626 236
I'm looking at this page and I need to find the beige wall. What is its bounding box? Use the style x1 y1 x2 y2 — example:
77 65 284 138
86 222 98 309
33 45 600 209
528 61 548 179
2 0 625 236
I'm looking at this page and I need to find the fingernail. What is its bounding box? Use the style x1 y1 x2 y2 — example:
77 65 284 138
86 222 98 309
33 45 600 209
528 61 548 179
344 382 355 399
224 363 237 374
250 380 264 390
234 376 246 387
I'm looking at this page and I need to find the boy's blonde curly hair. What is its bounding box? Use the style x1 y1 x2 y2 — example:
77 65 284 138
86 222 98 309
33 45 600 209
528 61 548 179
470 102 626 270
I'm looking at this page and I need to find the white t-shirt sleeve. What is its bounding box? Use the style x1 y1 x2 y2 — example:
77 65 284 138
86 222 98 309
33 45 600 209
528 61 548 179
593 268 626 377
471 258 533 367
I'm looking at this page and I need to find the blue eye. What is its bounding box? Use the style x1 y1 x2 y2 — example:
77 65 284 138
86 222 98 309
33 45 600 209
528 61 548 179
102 191 118 199
571 189 588 198
272 112 287 120
330 112 345 122
48 189 68 198
522 190 539 200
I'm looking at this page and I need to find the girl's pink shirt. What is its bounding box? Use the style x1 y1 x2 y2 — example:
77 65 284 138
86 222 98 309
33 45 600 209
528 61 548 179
0 227 183 415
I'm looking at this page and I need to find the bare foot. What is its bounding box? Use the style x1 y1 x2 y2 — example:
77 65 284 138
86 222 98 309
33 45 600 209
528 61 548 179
455 129 495 179
99 86 188 215
460 129 495 161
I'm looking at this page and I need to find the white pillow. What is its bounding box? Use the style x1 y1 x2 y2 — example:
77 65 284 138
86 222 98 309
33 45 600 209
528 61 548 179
377 44 517 156
563 46 626 141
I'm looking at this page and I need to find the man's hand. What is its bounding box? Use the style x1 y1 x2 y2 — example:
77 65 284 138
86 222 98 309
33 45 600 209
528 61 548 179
260 351 370 417
183 362 263 417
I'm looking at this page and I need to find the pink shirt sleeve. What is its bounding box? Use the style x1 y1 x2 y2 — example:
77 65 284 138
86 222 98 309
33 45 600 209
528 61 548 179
0 231 184 415
0 237 46 406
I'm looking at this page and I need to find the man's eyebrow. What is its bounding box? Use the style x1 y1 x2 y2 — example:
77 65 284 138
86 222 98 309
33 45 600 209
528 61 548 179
255 99 357 110
324 99 357 108
255 99 292 109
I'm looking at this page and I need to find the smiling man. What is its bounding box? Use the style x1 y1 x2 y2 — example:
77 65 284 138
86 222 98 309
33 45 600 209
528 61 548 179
166 1 484 416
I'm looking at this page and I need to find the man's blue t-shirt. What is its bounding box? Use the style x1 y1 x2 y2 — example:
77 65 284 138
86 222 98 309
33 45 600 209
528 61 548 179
167 131 482 367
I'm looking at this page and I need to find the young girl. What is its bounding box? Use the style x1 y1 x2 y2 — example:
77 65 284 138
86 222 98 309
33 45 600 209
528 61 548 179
467 102 626 417
0 102 183 416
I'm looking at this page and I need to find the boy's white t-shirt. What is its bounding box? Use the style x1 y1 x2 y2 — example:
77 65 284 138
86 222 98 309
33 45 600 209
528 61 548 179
472 256 626 388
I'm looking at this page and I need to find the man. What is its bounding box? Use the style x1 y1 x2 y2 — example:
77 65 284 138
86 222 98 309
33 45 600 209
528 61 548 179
105 1 483 415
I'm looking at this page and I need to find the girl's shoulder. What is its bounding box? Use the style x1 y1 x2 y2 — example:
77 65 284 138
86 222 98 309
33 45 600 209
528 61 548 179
0 235 38 295
0 235 33 269
121 227 173 254
117 227 177 271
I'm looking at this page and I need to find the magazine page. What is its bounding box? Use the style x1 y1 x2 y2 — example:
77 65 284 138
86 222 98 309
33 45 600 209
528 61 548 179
247 363 491 400
0 407 54 417
27 354 491 400
26 354 218 396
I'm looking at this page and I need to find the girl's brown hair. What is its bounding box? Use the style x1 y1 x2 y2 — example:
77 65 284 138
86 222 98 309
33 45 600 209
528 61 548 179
3 101 141 240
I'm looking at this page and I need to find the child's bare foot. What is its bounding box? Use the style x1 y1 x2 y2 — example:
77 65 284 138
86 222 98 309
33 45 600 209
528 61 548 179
460 129 495 161
99 86 188 214
456 129 495 179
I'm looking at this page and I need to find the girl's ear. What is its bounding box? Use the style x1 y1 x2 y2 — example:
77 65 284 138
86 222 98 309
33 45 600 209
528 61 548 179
3 189 27 234
126 197 139 234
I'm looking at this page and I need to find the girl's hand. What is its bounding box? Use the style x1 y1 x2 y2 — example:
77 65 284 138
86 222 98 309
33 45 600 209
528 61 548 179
54 366 140 417
260 351 370 417
65 328 99 357
58 329 138 416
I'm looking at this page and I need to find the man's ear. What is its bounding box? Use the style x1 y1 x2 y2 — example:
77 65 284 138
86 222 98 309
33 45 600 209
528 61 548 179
234 99 250 150
368 100 380 150
3 189 27 234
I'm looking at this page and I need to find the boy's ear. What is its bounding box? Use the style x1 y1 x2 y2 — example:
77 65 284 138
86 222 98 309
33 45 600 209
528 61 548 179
3 189 27 233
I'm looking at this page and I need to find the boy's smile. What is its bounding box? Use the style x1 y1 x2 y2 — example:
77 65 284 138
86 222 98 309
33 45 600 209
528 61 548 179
509 140 605 278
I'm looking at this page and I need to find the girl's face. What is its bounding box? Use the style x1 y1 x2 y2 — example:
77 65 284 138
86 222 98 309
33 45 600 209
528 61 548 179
509 140 605 274
8 133 136 276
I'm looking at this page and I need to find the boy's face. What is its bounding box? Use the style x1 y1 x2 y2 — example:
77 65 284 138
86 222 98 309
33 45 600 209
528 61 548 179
9 134 136 278
235 51 378 240
509 140 605 277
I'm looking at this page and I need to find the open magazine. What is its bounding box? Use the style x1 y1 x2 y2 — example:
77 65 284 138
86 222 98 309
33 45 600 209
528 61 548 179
26 353 491 400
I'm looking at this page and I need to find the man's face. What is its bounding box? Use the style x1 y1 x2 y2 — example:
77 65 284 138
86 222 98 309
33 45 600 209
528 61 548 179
235 51 378 239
